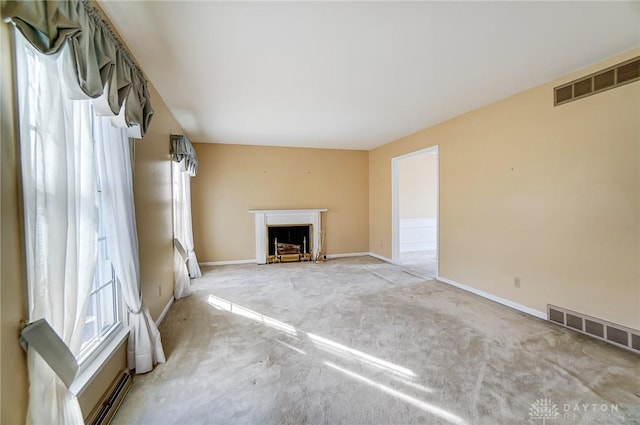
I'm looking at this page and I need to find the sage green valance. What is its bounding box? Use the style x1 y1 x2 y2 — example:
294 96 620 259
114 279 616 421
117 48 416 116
170 134 198 176
2 0 153 136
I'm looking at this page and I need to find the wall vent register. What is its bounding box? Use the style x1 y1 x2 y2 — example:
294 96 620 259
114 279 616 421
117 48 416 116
554 56 640 106
548 304 640 354
85 370 132 425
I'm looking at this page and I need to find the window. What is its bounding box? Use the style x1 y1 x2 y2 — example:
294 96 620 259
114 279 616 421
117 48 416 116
16 32 123 369
172 160 186 245
12 9 163 420
78 184 121 363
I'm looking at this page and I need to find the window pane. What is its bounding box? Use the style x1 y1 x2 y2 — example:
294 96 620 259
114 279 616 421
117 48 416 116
98 246 112 288
81 293 98 352
81 228 118 358
96 283 117 334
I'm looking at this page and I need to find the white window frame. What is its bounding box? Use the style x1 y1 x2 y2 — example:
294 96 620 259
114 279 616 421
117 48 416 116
71 113 129 396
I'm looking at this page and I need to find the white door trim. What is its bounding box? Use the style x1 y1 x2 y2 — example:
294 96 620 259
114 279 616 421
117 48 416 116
391 145 439 275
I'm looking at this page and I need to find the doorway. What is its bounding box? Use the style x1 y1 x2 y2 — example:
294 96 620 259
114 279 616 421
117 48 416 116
392 146 438 278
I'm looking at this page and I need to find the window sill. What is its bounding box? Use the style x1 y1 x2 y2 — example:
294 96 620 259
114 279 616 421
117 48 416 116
70 327 129 396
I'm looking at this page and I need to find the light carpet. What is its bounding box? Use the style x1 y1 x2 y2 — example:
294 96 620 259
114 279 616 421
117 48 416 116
112 256 640 425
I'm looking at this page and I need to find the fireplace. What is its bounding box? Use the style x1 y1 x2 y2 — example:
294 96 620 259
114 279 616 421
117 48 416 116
249 209 328 264
268 225 311 262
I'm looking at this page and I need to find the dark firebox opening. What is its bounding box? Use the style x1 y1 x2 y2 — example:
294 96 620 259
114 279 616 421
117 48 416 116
268 225 310 256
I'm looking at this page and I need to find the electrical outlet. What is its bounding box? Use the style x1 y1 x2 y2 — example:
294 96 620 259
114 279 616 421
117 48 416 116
514 277 520 288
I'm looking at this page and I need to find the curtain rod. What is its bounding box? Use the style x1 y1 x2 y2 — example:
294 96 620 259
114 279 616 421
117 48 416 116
82 0 148 84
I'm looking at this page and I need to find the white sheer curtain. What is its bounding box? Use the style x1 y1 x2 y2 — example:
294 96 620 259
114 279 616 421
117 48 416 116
173 238 192 299
172 161 192 299
94 117 166 373
172 160 201 299
16 34 95 425
16 26 166 423
182 170 202 278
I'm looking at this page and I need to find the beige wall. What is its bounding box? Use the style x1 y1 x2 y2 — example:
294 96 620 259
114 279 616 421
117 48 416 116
370 48 640 329
77 342 127 419
133 82 182 320
191 144 369 262
399 152 438 219
1 20 28 425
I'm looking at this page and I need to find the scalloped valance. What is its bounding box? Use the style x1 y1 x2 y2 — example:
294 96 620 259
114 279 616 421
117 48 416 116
2 0 153 136
170 134 198 176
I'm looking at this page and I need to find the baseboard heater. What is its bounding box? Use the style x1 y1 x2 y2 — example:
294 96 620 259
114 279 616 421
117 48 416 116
548 305 640 355
85 370 133 425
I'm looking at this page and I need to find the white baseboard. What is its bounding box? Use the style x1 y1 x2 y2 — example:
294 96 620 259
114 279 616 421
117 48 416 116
326 252 370 259
436 276 547 320
368 252 393 263
199 259 255 266
156 296 174 326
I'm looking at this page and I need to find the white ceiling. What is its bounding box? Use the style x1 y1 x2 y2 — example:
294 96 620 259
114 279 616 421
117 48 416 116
98 1 640 150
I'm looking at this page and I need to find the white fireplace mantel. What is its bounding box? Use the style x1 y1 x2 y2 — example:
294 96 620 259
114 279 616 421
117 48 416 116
249 209 328 264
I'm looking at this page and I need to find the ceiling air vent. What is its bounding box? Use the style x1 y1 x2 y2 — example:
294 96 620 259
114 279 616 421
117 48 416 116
573 77 592 97
554 56 640 106
617 59 640 83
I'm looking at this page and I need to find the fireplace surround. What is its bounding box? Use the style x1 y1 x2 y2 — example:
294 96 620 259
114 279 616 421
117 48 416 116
249 209 327 264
